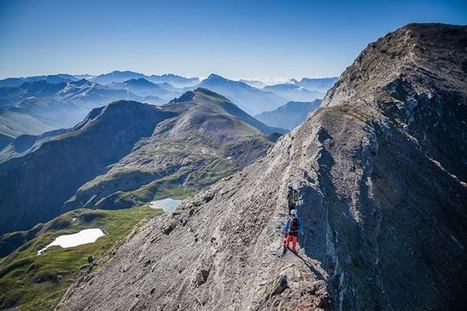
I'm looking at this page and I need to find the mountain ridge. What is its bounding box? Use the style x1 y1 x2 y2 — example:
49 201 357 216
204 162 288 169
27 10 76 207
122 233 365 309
58 23 467 311
0 73 336 139
64 88 281 212
0 89 280 235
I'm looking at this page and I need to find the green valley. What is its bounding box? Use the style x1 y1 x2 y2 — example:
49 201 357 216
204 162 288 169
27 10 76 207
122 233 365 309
0 207 163 310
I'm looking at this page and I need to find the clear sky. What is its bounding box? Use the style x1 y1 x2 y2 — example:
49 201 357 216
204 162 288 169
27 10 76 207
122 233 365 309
0 0 466 80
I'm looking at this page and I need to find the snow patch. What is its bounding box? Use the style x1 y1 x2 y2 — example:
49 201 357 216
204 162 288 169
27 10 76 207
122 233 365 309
37 228 105 255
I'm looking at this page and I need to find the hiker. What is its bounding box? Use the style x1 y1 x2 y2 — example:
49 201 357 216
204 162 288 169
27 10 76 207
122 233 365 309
282 209 303 252
287 182 298 215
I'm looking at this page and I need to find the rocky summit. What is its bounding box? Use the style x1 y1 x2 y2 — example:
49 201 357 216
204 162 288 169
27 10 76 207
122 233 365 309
58 24 466 310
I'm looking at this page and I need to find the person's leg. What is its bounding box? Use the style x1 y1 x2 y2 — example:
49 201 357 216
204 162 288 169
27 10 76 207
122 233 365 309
283 233 288 246
291 235 297 252
286 234 293 248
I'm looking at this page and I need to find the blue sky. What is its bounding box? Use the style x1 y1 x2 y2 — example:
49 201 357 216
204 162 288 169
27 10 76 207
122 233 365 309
0 0 465 80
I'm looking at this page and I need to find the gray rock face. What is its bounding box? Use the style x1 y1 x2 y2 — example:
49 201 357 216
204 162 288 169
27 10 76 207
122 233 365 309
58 23 466 310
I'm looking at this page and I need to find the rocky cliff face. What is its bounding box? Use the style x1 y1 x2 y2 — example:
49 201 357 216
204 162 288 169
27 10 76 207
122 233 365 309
58 23 466 310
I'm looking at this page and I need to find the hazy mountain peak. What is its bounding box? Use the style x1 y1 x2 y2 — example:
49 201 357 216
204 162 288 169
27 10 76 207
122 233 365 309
169 91 196 103
84 100 155 121
148 74 199 88
205 73 227 81
201 74 252 88
108 70 140 75
168 88 231 107
0 99 175 234
154 73 190 79
193 87 228 98
123 78 156 87
93 71 145 85
198 74 288 115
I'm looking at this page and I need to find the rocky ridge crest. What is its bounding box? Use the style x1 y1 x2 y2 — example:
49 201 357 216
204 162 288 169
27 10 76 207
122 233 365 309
58 24 467 310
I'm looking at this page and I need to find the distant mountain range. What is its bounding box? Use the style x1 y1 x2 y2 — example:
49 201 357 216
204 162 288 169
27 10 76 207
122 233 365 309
0 88 283 234
295 77 338 92
92 71 199 88
0 79 142 137
0 72 337 140
109 78 179 99
148 73 200 88
198 74 287 115
255 99 321 130
0 72 200 89
239 79 267 88
199 75 337 115
240 77 338 93
0 74 78 88
262 84 322 102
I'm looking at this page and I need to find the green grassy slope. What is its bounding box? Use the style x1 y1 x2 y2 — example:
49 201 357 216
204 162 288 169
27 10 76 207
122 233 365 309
0 207 163 310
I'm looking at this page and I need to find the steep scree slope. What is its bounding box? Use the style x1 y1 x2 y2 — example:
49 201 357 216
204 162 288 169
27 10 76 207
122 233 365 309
58 24 466 310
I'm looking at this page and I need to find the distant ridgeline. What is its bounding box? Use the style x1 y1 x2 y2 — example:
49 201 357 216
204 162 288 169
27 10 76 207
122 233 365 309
255 99 322 130
0 71 336 140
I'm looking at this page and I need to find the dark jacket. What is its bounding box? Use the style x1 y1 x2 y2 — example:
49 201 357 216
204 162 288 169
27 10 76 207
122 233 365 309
283 216 303 236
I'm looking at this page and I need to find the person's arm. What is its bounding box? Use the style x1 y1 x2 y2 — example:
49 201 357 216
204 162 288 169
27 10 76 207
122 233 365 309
283 218 290 233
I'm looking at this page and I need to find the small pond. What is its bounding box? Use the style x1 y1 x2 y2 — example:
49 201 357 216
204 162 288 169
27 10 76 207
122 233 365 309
149 198 181 214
